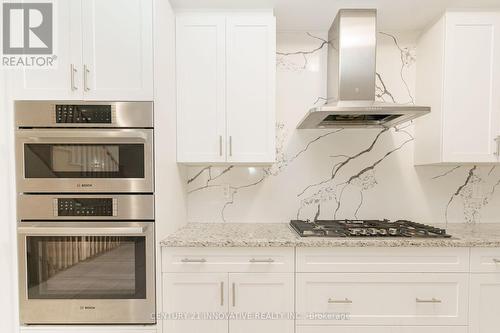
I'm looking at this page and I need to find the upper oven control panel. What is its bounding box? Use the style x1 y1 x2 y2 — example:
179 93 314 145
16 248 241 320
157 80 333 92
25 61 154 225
56 105 112 124
55 198 117 217
14 101 153 128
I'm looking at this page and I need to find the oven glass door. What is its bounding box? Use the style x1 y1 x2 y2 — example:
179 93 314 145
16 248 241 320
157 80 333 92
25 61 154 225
20 223 153 301
16 129 153 192
24 144 144 179
26 235 146 299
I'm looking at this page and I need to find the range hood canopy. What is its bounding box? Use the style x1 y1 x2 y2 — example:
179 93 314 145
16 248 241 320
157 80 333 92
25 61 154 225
297 9 430 129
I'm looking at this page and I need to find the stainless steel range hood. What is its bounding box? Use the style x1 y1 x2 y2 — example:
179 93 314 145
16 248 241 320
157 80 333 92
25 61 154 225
297 9 430 129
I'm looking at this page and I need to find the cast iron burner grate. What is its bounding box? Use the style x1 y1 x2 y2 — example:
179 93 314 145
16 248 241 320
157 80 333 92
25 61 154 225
290 219 451 238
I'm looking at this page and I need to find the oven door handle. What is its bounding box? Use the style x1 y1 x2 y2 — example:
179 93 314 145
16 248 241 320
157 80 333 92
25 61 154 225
18 226 145 235
16 129 150 143
22 136 147 143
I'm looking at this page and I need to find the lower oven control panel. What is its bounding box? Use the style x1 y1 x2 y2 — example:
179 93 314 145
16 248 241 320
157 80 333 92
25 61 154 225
55 104 112 123
54 198 117 217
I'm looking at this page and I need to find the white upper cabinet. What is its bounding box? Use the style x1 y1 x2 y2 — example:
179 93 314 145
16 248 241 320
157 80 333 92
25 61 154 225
415 11 500 164
176 16 227 163
176 13 276 164
12 0 153 101
226 17 276 163
12 0 82 100
81 0 153 100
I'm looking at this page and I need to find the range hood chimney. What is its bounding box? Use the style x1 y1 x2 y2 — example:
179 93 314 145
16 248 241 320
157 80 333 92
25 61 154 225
297 9 430 129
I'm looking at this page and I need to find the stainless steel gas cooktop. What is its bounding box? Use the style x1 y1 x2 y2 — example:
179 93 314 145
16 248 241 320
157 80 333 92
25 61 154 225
290 219 451 238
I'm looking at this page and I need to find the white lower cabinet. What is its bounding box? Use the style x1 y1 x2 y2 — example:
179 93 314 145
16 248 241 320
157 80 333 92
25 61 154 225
161 247 294 333
296 247 469 273
296 326 467 333
161 246 500 333
162 272 293 333
19 328 156 333
228 273 294 333
469 273 500 333
469 248 500 333
296 273 468 326
163 273 228 333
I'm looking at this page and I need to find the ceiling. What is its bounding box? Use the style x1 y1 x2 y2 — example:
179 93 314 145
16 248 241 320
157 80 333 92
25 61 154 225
169 0 500 31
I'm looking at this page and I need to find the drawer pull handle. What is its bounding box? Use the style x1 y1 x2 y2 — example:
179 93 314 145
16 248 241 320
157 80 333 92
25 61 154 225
220 282 224 306
328 298 352 304
70 64 78 90
492 258 500 264
229 136 233 157
181 258 207 263
83 64 90 91
416 298 442 303
249 258 275 263
232 282 236 307
219 135 223 156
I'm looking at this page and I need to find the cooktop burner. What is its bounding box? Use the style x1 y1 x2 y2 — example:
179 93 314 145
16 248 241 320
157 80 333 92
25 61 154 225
290 219 451 238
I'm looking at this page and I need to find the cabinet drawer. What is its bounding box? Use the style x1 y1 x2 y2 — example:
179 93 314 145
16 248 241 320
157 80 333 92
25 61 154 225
19 328 156 333
162 247 294 273
296 247 469 273
296 273 468 326
470 248 500 272
296 326 467 333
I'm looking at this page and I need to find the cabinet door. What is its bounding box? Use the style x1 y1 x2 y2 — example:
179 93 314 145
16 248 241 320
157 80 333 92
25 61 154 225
163 273 228 333
442 12 500 162
12 0 82 100
176 16 227 163
469 274 500 333
226 16 276 163
81 0 153 100
229 273 294 333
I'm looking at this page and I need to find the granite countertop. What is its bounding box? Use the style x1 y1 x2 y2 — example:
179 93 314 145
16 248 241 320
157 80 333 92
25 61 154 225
161 223 298 247
160 223 500 248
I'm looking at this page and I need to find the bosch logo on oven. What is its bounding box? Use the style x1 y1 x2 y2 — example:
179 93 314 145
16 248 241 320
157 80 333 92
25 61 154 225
80 306 96 310
77 183 94 188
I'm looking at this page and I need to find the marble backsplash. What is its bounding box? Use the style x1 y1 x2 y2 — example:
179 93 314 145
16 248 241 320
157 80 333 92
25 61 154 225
186 31 500 225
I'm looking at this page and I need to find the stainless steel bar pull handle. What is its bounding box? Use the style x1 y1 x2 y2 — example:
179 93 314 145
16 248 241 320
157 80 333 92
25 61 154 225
220 282 224 306
18 226 144 235
219 135 223 156
249 258 275 263
180 258 207 263
232 282 236 307
416 298 442 303
495 137 500 156
84 64 90 91
70 64 77 90
328 298 352 304
229 136 233 157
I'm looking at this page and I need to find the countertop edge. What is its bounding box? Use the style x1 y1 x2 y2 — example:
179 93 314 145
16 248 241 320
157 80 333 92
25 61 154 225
159 223 500 248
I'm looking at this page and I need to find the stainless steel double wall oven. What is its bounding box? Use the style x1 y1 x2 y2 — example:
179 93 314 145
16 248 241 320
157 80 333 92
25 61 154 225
15 101 155 325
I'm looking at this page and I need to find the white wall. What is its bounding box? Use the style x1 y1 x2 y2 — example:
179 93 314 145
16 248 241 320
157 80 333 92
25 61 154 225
186 31 500 225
